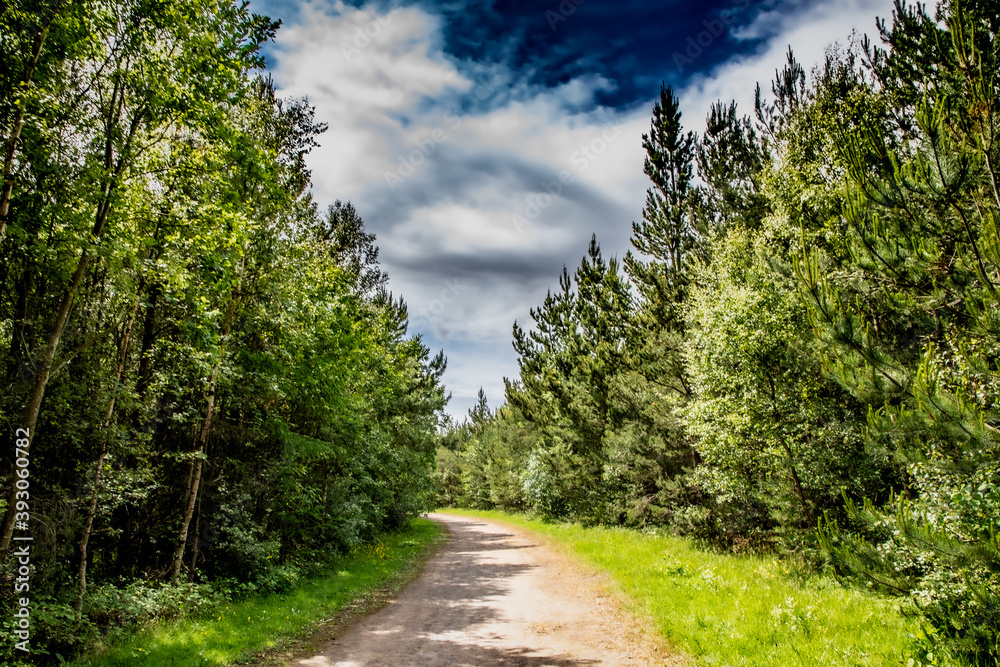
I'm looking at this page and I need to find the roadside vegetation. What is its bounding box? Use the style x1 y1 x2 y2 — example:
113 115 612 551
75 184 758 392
67 518 444 667
444 509 919 667
0 1 446 662
436 3 1000 664
4 0 999 664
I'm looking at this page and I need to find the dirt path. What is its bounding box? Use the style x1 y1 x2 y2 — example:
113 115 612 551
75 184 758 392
287 512 671 666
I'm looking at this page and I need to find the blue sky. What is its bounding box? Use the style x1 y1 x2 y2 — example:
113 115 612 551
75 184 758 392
248 0 895 421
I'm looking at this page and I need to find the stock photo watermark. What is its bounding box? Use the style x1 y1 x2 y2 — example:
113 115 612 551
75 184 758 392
384 77 499 191
408 278 469 333
545 0 587 31
510 114 624 233
672 0 751 72
11 427 32 653
340 9 399 63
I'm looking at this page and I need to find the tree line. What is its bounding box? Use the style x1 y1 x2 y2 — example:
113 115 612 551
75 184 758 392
436 1 999 663
0 0 446 659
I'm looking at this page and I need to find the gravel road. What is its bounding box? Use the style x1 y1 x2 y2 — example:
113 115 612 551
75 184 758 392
287 512 670 666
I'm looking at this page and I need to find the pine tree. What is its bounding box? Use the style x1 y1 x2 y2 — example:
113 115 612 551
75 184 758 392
618 84 700 421
798 2 1000 660
506 236 636 520
694 100 769 235
625 83 698 329
467 388 491 433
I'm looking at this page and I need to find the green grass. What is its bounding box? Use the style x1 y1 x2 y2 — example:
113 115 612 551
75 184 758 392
442 508 921 667
71 518 446 667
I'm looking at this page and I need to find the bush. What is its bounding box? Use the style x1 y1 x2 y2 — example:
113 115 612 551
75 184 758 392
84 580 223 629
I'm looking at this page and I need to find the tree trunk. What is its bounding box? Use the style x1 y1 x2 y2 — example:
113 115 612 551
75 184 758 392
778 438 814 526
135 283 159 400
1 247 96 552
188 490 203 582
170 291 238 582
0 18 53 238
74 297 140 620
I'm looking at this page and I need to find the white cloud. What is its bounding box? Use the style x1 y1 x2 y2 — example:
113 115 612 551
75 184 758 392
265 0 899 420
270 1 467 203
266 0 651 418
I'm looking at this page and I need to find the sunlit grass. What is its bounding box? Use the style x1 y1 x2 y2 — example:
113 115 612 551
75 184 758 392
72 518 444 666
443 508 920 667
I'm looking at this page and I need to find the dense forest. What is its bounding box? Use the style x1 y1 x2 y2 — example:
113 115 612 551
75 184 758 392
0 0 446 659
3 0 1000 664
437 1 1000 664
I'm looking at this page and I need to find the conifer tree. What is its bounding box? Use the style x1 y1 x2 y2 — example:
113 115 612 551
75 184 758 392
797 2 1000 660
618 83 699 424
506 236 636 520
694 100 769 235
625 83 697 329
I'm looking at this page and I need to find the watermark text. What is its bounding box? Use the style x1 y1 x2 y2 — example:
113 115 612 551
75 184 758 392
11 427 32 653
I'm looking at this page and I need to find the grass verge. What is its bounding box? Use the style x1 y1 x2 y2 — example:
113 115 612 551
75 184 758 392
70 517 446 667
441 508 920 667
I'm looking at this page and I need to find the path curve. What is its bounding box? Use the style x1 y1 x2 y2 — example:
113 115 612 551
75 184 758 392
288 512 668 666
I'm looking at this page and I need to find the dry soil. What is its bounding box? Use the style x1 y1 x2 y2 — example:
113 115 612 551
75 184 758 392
286 512 673 667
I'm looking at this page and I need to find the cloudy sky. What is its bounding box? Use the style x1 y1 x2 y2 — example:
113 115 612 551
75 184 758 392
248 0 896 421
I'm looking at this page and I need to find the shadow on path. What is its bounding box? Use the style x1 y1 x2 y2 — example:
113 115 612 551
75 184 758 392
291 514 607 666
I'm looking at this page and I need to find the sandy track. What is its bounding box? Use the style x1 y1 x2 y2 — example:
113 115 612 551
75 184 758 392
287 512 668 666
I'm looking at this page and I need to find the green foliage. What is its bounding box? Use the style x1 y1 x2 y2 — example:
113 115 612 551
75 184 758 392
0 1 447 662
790 2 1000 662
69 518 445 666
432 395 535 513
439 2 1000 661
684 227 890 549
504 237 641 523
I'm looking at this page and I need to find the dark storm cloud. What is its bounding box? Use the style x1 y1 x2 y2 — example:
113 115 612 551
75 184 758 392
359 140 630 235
388 244 585 282
372 144 562 210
